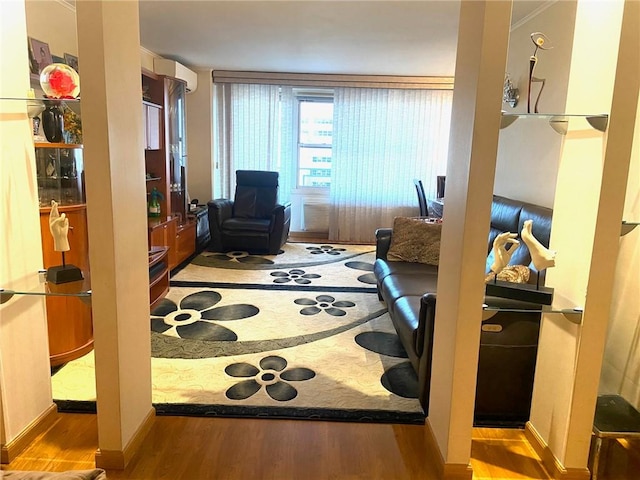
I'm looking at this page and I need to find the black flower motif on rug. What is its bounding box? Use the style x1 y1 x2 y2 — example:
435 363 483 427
225 355 316 402
270 269 321 284
355 331 419 399
151 290 259 341
307 245 346 255
345 260 376 285
190 243 375 271
201 250 279 265
294 295 356 316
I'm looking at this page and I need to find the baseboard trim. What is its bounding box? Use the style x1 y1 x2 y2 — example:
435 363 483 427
1 403 58 464
424 418 473 480
95 406 155 470
525 421 591 480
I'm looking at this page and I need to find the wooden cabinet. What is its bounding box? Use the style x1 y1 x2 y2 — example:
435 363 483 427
148 216 177 269
148 216 196 271
39 204 92 366
175 221 196 266
143 101 162 150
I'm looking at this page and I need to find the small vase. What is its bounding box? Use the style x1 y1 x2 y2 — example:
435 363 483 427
42 102 64 143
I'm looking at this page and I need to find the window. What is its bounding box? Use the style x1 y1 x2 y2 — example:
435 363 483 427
296 96 333 188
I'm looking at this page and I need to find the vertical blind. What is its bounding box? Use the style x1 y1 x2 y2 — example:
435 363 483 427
214 83 295 203
329 88 453 242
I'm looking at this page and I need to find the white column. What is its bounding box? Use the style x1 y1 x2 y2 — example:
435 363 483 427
75 0 154 468
529 0 639 472
0 0 54 462
428 0 511 473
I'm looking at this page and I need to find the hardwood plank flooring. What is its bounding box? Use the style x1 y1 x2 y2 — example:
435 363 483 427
471 428 550 479
5 413 639 479
0 412 554 480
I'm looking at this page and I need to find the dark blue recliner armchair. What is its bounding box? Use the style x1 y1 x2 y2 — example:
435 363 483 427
207 170 291 255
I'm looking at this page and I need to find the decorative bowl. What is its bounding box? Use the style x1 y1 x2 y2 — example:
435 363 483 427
39 63 80 99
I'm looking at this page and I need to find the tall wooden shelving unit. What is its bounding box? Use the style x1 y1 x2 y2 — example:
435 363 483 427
142 69 195 296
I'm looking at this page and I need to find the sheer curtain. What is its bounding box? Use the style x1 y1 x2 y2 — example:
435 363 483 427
213 83 295 203
329 88 453 243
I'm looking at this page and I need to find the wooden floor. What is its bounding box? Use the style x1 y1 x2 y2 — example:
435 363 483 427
0 412 543 479
3 412 640 479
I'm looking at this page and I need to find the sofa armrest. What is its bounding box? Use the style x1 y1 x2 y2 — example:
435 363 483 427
375 228 393 259
207 199 233 252
270 202 292 232
416 293 437 357
417 292 437 413
269 202 292 254
208 199 233 225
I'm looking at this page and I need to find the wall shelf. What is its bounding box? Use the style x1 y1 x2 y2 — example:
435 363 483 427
500 113 609 135
0 96 80 104
0 270 91 305
621 221 639 236
482 303 583 324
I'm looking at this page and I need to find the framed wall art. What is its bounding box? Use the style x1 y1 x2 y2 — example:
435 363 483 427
64 53 79 73
28 37 52 74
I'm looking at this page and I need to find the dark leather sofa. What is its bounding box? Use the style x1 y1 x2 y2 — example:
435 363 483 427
374 195 553 426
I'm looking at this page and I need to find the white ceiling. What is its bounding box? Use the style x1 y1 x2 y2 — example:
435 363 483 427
138 0 546 76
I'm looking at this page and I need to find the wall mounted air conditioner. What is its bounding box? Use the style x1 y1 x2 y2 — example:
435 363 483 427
153 59 198 93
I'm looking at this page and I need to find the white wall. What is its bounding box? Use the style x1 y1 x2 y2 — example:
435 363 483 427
0 0 54 449
495 0 576 208
185 68 214 204
25 0 78 60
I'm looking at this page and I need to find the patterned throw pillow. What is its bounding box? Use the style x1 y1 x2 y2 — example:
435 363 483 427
387 217 442 265
484 265 530 283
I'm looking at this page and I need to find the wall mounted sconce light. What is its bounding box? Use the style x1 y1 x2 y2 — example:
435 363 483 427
503 73 519 108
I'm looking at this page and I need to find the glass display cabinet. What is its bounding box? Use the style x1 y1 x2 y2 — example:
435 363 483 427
166 76 188 222
35 143 85 207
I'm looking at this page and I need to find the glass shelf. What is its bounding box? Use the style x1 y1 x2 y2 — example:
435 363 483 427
482 303 582 324
500 113 609 135
35 142 82 149
482 289 583 325
0 270 91 305
0 97 80 104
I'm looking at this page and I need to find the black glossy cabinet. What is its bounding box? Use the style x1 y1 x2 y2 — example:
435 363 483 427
474 311 541 427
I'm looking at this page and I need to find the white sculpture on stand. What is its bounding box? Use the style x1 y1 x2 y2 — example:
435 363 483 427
490 232 520 275
49 200 70 252
46 200 83 284
485 219 556 305
521 219 556 271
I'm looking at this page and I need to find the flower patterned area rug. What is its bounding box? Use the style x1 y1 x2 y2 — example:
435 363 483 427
170 242 379 290
52 243 425 424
